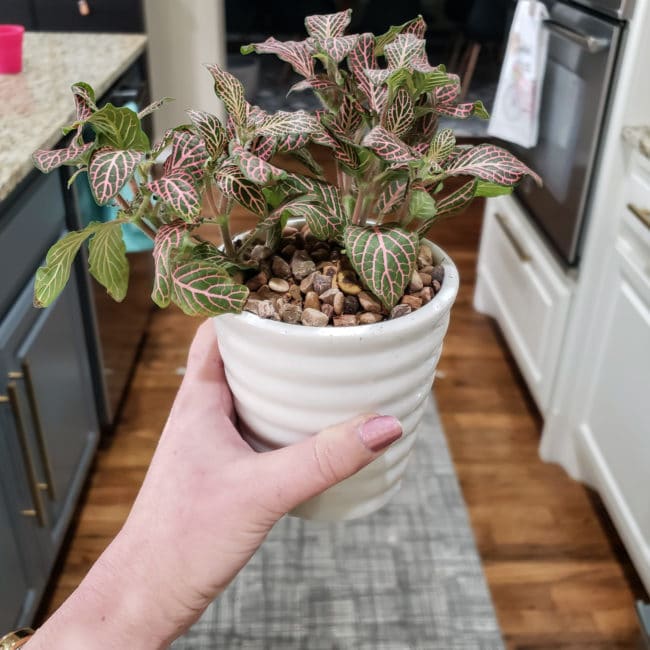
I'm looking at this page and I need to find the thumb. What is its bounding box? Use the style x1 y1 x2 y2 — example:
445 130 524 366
255 414 403 515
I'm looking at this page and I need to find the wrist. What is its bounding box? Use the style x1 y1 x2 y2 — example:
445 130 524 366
29 532 178 650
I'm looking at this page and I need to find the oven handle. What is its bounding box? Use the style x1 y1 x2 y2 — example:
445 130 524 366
543 20 610 54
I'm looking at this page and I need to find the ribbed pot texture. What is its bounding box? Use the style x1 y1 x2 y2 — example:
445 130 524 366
213 239 459 521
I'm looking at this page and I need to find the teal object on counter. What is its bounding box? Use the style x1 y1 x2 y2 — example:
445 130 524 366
77 100 153 253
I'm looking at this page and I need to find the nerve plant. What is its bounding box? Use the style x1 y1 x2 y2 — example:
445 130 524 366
32 10 539 318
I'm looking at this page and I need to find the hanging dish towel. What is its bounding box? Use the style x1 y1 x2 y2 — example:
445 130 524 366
488 0 549 148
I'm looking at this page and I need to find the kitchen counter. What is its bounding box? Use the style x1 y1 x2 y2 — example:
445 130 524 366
0 32 147 202
622 125 650 160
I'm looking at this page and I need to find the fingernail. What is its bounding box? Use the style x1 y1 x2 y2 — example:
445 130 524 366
358 416 402 452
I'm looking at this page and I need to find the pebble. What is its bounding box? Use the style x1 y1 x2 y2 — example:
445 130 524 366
432 279 441 293
280 303 302 324
333 314 358 327
258 300 277 319
321 303 334 321
418 272 432 287
419 287 434 304
269 277 290 293
299 271 317 294
409 271 423 293
358 291 382 313
288 285 302 302
333 291 345 315
420 264 434 275
257 285 274 300
282 226 298 236
312 273 332 295
319 288 340 305
246 271 268 291
359 312 383 324
304 291 321 311
311 249 331 263
251 244 273 262
281 244 296 259
291 250 316 280
430 265 445 284
271 256 291 279
390 304 412 319
244 298 260 314
343 295 360 314
401 294 423 310
301 307 329 327
417 244 433 267
322 264 338 278
337 270 362 295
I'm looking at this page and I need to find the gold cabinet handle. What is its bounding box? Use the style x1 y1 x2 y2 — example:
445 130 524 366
627 203 650 230
20 361 56 500
2 384 48 527
495 212 531 262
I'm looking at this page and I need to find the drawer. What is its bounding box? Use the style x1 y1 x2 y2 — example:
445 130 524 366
474 196 573 411
0 174 66 317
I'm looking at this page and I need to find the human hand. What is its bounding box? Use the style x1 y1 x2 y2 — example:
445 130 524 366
30 321 402 649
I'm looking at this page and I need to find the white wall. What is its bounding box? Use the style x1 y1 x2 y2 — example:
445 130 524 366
143 0 227 141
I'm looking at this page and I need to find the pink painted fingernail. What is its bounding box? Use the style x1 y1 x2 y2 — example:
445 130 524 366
358 416 402 452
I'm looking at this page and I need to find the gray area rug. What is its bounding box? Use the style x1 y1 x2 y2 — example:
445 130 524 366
173 397 503 650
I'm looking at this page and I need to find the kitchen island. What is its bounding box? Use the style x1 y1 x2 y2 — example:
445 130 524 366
0 32 147 630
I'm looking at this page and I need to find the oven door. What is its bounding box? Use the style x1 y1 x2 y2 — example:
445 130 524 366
510 2 622 265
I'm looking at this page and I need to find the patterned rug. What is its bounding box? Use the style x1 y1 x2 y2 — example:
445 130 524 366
173 396 503 650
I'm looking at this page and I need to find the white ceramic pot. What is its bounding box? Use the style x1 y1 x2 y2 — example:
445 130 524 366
213 239 459 521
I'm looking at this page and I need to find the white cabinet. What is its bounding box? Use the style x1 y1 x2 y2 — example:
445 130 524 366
576 161 650 590
474 195 573 411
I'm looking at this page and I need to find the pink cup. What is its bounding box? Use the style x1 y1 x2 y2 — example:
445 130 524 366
0 25 25 74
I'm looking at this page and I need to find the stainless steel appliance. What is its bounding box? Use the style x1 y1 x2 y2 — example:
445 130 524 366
507 0 627 265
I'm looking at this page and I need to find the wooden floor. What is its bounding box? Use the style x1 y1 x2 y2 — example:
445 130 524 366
40 178 647 648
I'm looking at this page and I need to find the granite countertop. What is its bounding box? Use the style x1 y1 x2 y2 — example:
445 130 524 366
0 32 147 202
622 126 650 160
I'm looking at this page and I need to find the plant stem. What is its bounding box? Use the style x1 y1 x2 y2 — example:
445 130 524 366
205 183 236 257
351 189 365 226
115 195 130 211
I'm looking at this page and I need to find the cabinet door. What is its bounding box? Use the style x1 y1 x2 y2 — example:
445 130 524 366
0 481 33 630
0 271 99 557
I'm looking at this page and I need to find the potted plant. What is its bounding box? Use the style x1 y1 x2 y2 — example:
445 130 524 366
33 10 538 520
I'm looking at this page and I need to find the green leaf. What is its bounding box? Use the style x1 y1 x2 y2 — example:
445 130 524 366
152 222 186 308
88 223 129 301
34 223 100 308
344 224 418 310
375 16 425 55
171 261 249 316
413 69 451 93
87 103 150 151
475 180 514 198
428 128 456 163
409 189 437 220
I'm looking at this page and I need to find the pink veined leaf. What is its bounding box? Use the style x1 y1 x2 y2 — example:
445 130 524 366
344 224 419 310
163 129 209 181
416 179 478 236
318 35 359 63
151 221 187 308
444 144 542 186
348 33 377 104
148 171 201 221
273 193 345 243
365 68 392 86
384 33 427 71
257 110 321 138
205 63 247 127
276 132 311 153
215 164 268 216
289 147 325 178
250 134 277 161
376 179 409 215
435 100 488 119
242 37 315 78
230 143 286 184
305 9 352 40
433 79 461 105
187 109 227 160
87 147 142 206
171 260 249 317
402 15 427 39
150 128 176 160
412 142 430 156
289 76 341 95
33 139 94 173
383 88 415 137
427 128 456 163
334 94 363 136
362 126 417 166
70 82 97 120
246 104 269 127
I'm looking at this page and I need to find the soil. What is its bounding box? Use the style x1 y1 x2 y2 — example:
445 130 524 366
239 225 445 327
